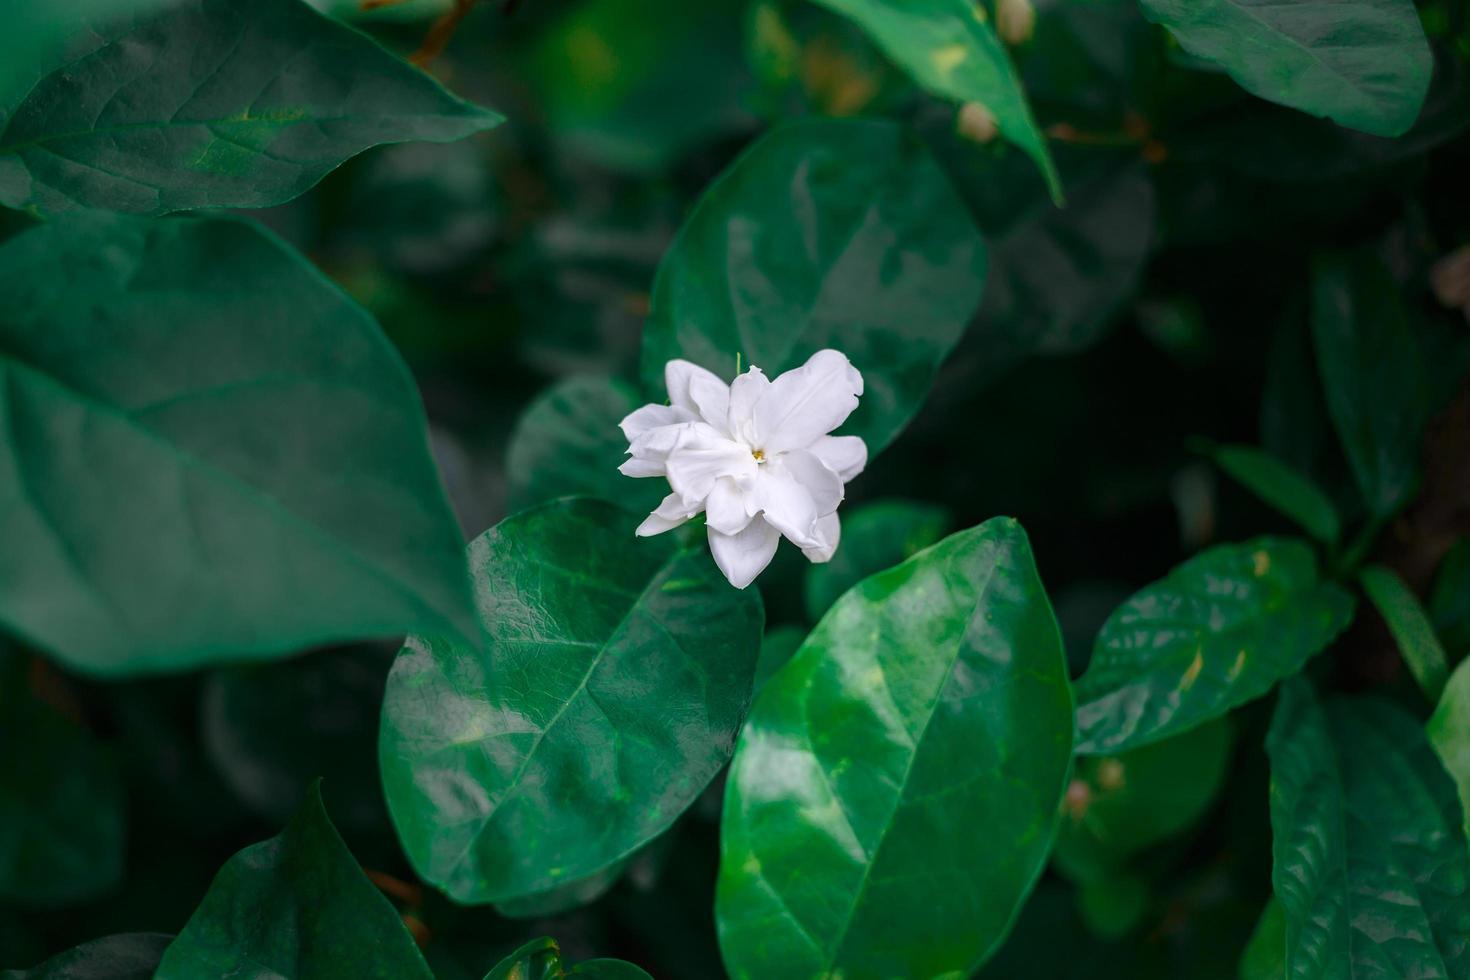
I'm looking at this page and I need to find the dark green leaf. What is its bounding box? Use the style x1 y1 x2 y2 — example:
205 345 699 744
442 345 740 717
1428 658 1470 839
481 937 651 980
806 0 1059 197
1360 564 1450 702
1430 538 1470 658
0 212 476 675
1138 0 1432 136
716 518 1073 978
505 377 661 514
380 497 763 903
491 860 626 920
0 0 500 215
1267 680 1470 977
154 782 433 980
1075 538 1355 754
803 499 949 622
1204 443 1341 544
0 933 171 980
1310 251 1430 518
1239 899 1286 980
639 118 987 454
1077 872 1150 939
754 624 807 694
0 652 125 908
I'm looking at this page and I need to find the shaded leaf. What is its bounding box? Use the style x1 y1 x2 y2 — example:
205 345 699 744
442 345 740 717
1075 538 1355 753
0 212 476 675
1203 443 1341 544
717 518 1073 978
1360 564 1450 702
1430 538 1470 658
481 937 651 980
803 499 949 622
0 933 171 980
380 498 763 903
1239 899 1286 980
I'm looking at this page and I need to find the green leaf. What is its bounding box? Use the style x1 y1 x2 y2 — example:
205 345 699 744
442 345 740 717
806 0 1059 197
1428 657 1470 840
716 518 1074 978
755 624 807 694
481 937 651 980
380 497 764 903
1054 719 1232 882
1138 0 1432 137
504 377 661 514
1239 899 1286 980
639 118 987 455
1075 538 1355 754
1430 538 1470 659
1360 564 1450 702
1076 872 1150 939
0 651 125 908
0 212 476 675
154 782 432 980
0 934 172 980
1310 251 1430 519
1203 443 1341 544
803 499 950 622
1267 679 1470 978
491 859 627 920
0 0 500 216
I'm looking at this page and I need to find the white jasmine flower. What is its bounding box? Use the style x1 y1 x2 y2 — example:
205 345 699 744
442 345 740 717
619 350 867 589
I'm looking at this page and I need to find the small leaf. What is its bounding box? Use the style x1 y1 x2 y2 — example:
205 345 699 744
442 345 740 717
1428 658 1470 840
481 937 651 980
380 498 763 903
1430 538 1470 659
0 212 477 675
1239 899 1286 980
1267 679 1470 977
0 650 125 908
0 934 172 980
0 0 501 215
716 518 1073 978
154 782 434 980
1076 873 1150 939
1311 251 1430 518
1360 564 1450 702
1075 538 1355 754
807 0 1059 197
1138 0 1432 137
1203 443 1341 544
639 118 987 455
803 499 950 622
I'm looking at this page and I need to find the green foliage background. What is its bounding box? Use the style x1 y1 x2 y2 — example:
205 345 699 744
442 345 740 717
2 0 1469 976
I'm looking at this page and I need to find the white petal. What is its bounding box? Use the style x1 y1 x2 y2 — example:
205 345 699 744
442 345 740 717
800 512 842 563
705 477 755 536
619 456 665 478
752 349 864 454
780 449 844 515
809 435 867 482
754 465 822 550
726 366 768 443
665 430 757 505
619 403 694 442
665 360 728 414
708 518 781 589
636 492 698 537
687 372 732 432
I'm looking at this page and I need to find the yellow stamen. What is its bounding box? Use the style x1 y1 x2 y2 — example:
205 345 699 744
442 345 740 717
752 449 766 462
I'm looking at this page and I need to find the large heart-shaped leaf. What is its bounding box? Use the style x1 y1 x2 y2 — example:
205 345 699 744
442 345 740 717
1267 679 1470 977
0 212 477 675
0 0 500 215
806 0 1058 197
1 933 172 980
481 937 651 980
1075 538 1355 754
1139 0 1432 137
716 518 1073 978
379 497 763 903
639 118 987 455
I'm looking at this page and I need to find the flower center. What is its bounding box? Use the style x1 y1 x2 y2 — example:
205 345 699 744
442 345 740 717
751 448 766 463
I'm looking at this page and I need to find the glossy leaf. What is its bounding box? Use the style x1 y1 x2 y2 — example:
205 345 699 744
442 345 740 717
1430 538 1470 658
0 0 500 215
1138 0 1432 137
1239 899 1286 980
807 0 1059 197
1267 679 1470 978
154 782 433 980
0 212 477 675
803 499 949 622
0 651 125 908
1204 443 1341 544
0 934 172 980
1054 719 1232 882
1428 658 1470 840
1360 564 1450 702
639 118 987 455
1310 252 1430 519
504 377 661 514
717 518 1074 979
1075 538 1355 754
380 497 764 903
481 937 651 980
